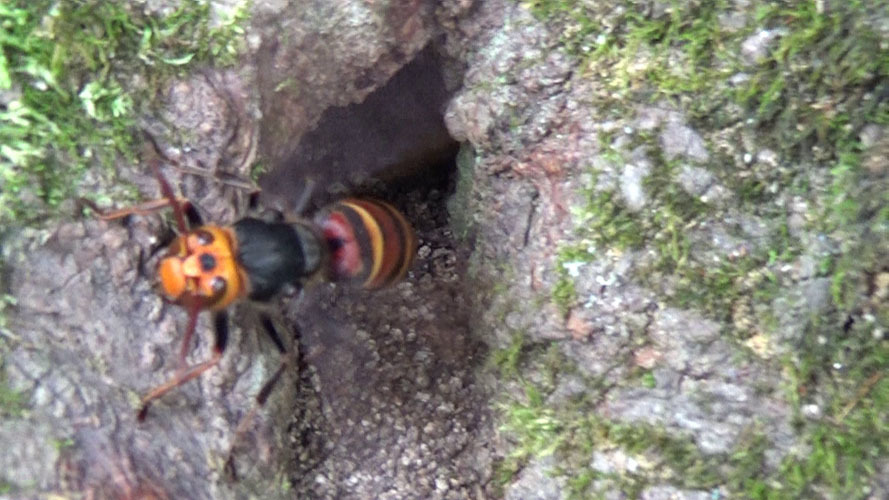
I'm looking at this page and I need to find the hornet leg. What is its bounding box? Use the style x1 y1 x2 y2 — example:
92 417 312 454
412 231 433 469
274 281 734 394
137 310 229 421
224 314 295 481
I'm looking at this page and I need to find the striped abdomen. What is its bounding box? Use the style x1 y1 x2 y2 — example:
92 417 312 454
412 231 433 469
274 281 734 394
319 199 416 289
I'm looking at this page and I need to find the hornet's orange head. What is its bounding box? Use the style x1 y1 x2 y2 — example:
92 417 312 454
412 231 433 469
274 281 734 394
157 226 247 311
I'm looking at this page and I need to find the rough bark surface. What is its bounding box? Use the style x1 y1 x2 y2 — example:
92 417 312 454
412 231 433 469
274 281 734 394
3 0 889 499
2 1 487 498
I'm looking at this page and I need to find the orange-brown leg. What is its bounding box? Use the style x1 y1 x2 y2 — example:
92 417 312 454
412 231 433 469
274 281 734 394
224 314 294 480
175 301 207 373
137 310 229 422
82 153 202 234
82 197 174 220
80 195 202 225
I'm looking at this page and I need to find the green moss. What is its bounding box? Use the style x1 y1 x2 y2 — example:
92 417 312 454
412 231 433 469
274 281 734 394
0 388 24 417
497 375 780 498
515 1 889 496
0 294 15 337
829 253 856 312
825 150 865 230
552 265 579 316
768 319 889 499
475 259 521 329
740 2 889 157
0 0 248 225
448 144 479 241
249 160 268 183
563 140 790 329
614 1 733 98
671 257 776 325
491 332 526 378
51 437 75 451
565 469 597 500
529 0 889 154
0 360 25 417
553 149 710 315
523 0 601 58
641 156 709 272
640 371 656 389
493 383 564 491
504 384 564 457
598 420 726 491
723 431 771 495
778 421 885 499
584 187 647 250
487 327 822 498
527 0 733 91
575 145 708 261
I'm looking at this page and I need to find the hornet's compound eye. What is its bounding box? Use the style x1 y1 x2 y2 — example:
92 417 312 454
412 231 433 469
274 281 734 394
199 253 217 272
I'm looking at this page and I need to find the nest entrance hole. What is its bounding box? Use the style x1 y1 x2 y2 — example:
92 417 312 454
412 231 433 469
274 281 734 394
258 46 461 210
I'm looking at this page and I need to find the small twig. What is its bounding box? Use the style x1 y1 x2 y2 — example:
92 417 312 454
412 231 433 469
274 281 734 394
78 197 181 221
143 128 260 193
173 163 258 192
836 371 884 423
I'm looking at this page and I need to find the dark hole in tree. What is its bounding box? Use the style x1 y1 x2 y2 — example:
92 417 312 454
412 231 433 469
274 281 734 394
254 49 478 492
258 46 460 211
